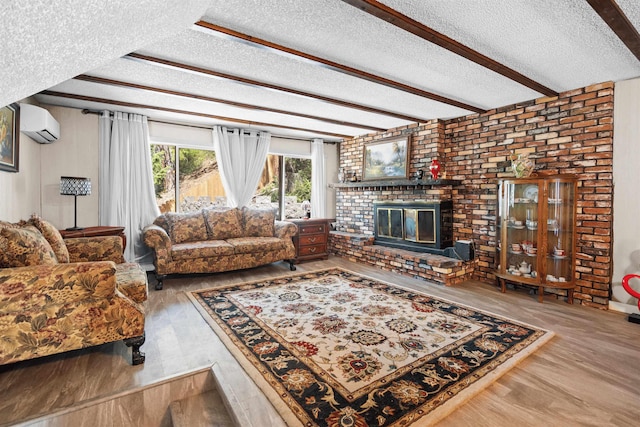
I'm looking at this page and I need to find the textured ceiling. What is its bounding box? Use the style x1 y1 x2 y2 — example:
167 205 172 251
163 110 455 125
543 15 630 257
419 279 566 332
3 0 640 141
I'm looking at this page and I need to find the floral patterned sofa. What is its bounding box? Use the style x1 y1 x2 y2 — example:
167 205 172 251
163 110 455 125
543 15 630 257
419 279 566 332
143 206 298 290
0 216 147 366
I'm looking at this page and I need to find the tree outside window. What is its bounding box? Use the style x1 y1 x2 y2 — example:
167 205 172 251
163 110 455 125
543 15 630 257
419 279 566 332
151 145 311 219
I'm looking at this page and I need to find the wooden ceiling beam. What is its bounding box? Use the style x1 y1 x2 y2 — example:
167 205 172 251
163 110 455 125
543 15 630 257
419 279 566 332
586 0 640 62
73 75 387 132
342 0 559 97
39 90 352 139
195 20 485 114
124 52 427 123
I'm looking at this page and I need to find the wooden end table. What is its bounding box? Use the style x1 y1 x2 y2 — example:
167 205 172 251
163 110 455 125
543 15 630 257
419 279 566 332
59 226 127 250
291 218 330 262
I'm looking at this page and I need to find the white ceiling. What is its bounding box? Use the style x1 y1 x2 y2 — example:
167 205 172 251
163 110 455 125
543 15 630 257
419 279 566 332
3 0 640 142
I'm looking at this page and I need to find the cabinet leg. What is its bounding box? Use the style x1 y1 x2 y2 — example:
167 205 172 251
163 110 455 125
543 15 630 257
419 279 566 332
499 278 506 293
538 286 544 303
288 260 296 271
567 289 574 304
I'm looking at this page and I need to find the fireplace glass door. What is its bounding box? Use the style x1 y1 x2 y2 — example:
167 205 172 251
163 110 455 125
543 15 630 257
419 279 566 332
377 208 403 239
404 208 435 243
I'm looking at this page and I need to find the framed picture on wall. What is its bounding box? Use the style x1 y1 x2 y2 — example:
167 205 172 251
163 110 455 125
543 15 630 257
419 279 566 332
0 103 19 173
362 135 410 181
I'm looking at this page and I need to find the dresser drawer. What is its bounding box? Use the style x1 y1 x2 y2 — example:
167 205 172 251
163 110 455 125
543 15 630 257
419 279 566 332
299 244 327 256
299 234 327 246
299 223 326 235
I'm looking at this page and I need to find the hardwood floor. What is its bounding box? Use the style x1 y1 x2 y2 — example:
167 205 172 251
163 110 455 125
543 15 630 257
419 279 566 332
0 257 638 426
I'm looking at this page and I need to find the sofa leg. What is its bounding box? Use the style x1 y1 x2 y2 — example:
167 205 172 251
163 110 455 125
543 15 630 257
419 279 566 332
155 274 165 290
124 333 146 365
289 260 296 271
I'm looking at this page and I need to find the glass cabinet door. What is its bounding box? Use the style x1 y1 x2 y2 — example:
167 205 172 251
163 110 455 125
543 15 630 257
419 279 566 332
497 180 541 280
544 179 575 284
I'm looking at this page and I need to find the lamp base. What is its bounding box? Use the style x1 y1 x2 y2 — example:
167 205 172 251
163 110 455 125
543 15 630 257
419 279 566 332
65 226 85 231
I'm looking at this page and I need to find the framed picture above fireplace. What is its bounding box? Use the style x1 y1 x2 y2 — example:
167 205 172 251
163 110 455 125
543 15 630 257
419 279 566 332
362 135 410 181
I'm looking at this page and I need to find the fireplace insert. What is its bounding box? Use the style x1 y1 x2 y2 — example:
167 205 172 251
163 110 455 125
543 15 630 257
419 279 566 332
373 200 453 254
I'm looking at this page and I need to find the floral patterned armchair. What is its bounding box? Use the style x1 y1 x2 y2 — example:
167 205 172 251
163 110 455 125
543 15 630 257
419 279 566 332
0 217 148 366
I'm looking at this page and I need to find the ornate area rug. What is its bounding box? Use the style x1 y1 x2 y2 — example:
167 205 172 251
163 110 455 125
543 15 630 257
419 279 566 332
189 268 553 426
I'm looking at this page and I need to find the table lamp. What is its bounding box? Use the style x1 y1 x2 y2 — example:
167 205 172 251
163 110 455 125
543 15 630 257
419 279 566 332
60 176 91 230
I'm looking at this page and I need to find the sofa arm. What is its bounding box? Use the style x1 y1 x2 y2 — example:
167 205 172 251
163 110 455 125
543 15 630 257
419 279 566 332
65 236 125 264
0 261 117 314
143 224 173 261
143 225 172 249
275 221 298 239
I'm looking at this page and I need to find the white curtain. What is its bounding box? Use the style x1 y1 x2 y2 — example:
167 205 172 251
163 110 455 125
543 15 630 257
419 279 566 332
311 138 326 218
100 112 160 264
213 126 270 208
98 111 111 226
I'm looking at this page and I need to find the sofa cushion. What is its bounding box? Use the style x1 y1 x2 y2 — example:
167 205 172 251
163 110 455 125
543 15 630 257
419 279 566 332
29 215 70 263
203 207 243 240
115 262 148 304
242 207 276 237
0 226 58 267
171 240 235 260
165 211 208 243
227 237 286 255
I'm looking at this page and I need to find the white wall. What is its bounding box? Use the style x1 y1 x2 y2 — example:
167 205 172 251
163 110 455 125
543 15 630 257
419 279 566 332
40 107 99 230
0 99 41 222
324 142 337 219
611 77 640 314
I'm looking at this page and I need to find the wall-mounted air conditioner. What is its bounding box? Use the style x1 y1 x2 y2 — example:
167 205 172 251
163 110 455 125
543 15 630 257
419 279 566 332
19 103 60 144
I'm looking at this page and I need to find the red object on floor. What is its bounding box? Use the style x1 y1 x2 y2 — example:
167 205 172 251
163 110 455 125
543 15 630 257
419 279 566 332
622 274 640 310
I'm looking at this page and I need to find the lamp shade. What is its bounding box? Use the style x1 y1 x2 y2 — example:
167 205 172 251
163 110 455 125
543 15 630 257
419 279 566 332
60 176 91 196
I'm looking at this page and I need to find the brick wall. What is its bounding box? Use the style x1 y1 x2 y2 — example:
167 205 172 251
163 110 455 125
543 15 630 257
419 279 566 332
335 82 613 308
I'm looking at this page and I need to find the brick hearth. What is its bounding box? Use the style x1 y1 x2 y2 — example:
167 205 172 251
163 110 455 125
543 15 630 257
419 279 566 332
328 231 477 286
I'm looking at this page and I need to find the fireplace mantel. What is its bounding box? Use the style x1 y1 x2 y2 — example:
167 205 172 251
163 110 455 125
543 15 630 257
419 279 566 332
330 178 462 189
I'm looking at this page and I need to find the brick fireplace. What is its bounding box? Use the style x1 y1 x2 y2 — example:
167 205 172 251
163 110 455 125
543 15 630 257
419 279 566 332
330 82 614 308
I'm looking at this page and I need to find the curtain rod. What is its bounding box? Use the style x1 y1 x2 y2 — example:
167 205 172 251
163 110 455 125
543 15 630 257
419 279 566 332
82 109 211 130
80 108 336 143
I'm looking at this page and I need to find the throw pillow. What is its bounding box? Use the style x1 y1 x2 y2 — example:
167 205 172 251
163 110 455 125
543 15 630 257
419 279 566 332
203 207 243 240
242 207 276 238
0 226 58 268
29 215 70 263
165 211 208 244
0 221 20 229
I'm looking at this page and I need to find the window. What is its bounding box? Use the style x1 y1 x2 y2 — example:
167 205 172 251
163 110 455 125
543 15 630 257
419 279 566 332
151 144 176 213
151 144 225 213
151 145 312 219
256 155 312 220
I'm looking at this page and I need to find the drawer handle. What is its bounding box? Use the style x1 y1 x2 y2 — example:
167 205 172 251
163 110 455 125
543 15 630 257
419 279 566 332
309 237 317 243
309 247 317 253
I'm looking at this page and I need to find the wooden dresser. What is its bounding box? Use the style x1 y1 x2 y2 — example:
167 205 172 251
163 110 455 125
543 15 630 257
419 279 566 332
292 219 330 262
59 226 127 250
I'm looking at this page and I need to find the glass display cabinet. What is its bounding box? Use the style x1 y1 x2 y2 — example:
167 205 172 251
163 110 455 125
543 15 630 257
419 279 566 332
495 175 577 303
